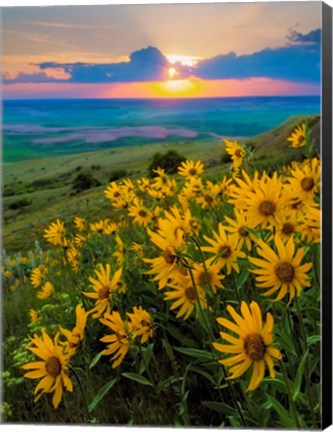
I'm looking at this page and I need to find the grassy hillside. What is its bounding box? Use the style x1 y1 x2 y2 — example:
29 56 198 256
2 114 320 254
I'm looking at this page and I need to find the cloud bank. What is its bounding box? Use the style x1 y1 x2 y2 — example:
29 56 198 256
3 29 321 85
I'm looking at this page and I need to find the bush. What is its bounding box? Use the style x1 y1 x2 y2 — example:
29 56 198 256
148 150 186 177
8 199 32 210
72 172 101 193
109 169 128 182
220 151 232 164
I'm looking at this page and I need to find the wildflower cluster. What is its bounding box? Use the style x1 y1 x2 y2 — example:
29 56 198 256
2 124 321 426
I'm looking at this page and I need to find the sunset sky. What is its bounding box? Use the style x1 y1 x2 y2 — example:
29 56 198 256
2 1 322 98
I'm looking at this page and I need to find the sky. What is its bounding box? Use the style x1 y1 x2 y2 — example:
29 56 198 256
2 1 322 98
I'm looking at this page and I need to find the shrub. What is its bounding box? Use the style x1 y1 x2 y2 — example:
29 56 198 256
109 169 128 182
72 172 101 193
148 150 186 177
8 199 32 210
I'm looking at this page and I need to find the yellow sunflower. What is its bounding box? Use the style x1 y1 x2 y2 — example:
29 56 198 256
144 220 186 289
213 301 282 391
99 311 130 368
224 211 256 251
90 219 112 234
164 275 207 320
272 212 300 243
299 205 321 244
37 281 54 299
287 123 306 148
60 304 88 356
29 308 39 324
285 157 320 202
127 306 154 344
178 160 204 178
44 219 68 247
224 139 246 172
249 235 312 303
30 265 48 289
237 172 286 229
202 223 246 274
128 198 152 226
83 264 122 318
73 216 85 232
22 329 73 409
192 261 225 294
66 247 80 273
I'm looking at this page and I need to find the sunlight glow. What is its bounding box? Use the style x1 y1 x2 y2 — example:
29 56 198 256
166 54 200 67
168 67 177 79
157 79 199 97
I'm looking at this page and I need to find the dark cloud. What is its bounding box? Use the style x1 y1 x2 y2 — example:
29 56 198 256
3 71 64 84
4 29 321 85
195 29 321 83
39 46 174 83
287 28 321 44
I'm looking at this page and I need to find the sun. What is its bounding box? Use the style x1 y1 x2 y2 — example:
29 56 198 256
168 67 177 79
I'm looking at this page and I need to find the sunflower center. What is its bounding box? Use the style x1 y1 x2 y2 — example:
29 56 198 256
184 286 196 301
113 191 120 198
275 262 294 283
189 168 197 176
190 219 198 230
204 194 214 204
291 198 302 209
45 356 61 377
297 135 305 145
234 149 244 158
198 271 212 285
238 227 248 237
163 249 176 265
282 222 295 235
301 176 315 192
244 334 266 361
138 209 148 217
218 245 231 257
98 285 110 300
259 200 276 216
116 332 127 344
140 319 150 327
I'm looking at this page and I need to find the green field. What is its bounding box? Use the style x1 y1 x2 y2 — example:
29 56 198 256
3 114 319 255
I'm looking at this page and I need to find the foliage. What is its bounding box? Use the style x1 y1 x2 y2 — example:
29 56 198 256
148 150 186 177
72 172 101 193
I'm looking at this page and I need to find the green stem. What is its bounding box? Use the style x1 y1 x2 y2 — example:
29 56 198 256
279 360 301 428
231 273 242 307
294 296 318 428
70 365 91 422
187 262 247 427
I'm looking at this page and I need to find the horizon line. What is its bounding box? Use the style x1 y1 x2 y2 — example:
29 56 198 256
3 94 321 102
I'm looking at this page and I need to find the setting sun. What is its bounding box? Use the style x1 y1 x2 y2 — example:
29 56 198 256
168 67 177 78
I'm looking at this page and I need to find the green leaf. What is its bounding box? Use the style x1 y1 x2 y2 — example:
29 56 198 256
122 372 153 387
174 347 213 362
189 365 216 385
262 376 288 394
89 350 104 369
88 378 117 412
162 338 175 361
293 349 309 401
266 395 295 428
307 335 320 346
202 401 238 416
161 322 196 347
139 343 154 374
196 304 209 331
158 375 179 391
236 268 250 287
